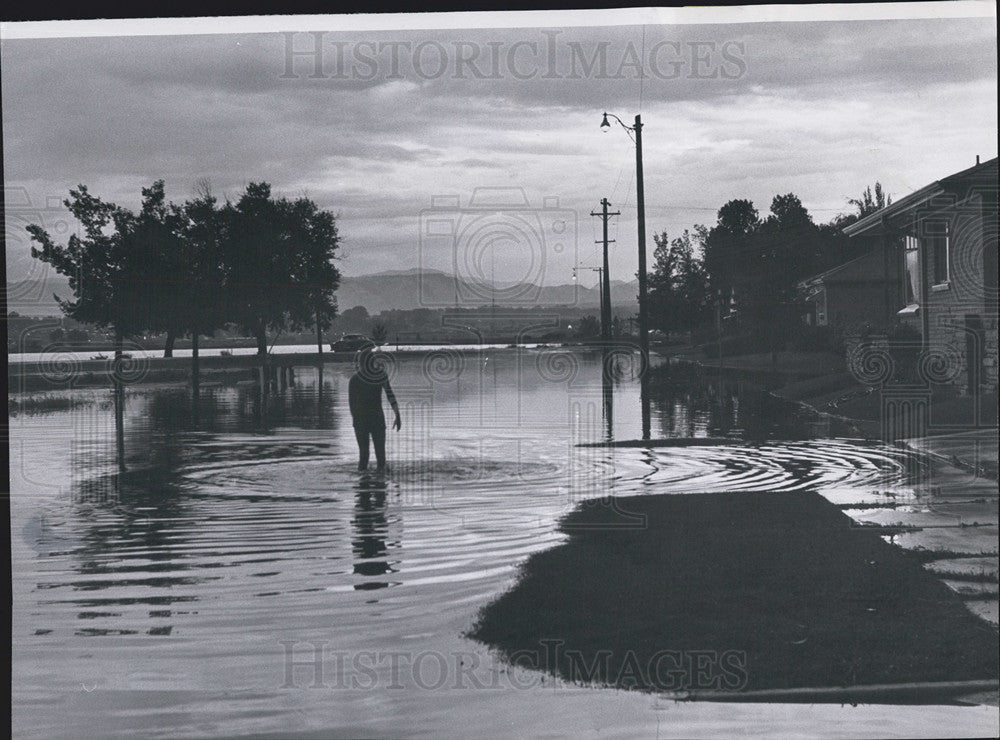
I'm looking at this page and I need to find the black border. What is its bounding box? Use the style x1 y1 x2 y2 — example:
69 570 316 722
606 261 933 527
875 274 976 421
1 1 926 24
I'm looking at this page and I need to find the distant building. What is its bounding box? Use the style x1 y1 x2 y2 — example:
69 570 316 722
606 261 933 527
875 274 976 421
843 157 998 391
798 250 901 331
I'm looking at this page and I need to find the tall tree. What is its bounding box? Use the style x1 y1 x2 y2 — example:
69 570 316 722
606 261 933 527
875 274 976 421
283 196 341 353
221 182 295 358
27 185 143 352
767 193 813 231
739 194 820 358
833 181 894 229
717 199 761 235
178 186 228 340
28 184 153 471
849 181 892 218
176 186 229 395
220 182 341 360
123 181 189 356
703 199 760 299
648 230 682 334
648 228 712 335
677 225 711 329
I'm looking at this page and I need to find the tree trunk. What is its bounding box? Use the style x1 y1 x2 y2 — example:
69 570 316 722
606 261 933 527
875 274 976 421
163 328 176 358
191 328 200 403
256 326 269 412
316 307 323 356
256 328 268 358
114 328 126 473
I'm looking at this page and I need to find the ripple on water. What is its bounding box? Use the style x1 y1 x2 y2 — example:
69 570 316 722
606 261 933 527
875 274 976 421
619 439 920 501
14 361 975 738
22 448 578 643
24 438 923 629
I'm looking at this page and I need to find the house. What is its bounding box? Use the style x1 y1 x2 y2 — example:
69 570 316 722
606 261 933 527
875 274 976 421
797 249 901 331
842 156 998 391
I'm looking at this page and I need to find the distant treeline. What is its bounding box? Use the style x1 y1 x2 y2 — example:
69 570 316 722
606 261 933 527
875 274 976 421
21 181 888 361
646 187 888 353
26 180 340 364
331 304 637 344
8 303 636 354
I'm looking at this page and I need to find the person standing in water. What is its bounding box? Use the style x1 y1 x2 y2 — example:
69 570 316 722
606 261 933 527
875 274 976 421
348 346 401 471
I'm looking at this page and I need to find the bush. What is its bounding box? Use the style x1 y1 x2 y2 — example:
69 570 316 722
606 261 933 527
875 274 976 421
689 325 717 346
785 324 844 354
701 333 757 358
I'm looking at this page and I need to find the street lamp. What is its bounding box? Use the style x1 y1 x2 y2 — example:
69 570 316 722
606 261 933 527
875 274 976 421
601 111 650 439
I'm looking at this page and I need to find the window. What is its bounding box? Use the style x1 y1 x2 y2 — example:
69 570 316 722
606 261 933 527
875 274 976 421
903 235 921 306
926 220 949 286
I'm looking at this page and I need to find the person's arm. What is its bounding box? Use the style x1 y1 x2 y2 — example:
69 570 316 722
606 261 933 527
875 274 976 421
384 378 401 430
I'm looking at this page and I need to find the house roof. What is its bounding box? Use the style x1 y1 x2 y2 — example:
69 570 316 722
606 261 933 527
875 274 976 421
797 249 893 289
798 251 876 288
843 156 998 238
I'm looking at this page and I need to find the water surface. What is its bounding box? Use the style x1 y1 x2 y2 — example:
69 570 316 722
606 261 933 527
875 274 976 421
10 349 996 738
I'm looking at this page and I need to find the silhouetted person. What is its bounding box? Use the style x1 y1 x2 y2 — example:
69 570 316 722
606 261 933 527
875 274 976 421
348 347 401 471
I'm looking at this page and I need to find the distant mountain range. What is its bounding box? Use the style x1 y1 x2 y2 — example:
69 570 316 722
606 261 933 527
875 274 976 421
337 268 638 314
6 268 639 317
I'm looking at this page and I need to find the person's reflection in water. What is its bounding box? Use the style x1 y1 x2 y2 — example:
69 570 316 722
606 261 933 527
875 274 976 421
352 476 392 590
348 346 401 472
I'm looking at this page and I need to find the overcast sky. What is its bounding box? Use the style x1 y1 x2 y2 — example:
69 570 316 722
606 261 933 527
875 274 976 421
3 5 997 291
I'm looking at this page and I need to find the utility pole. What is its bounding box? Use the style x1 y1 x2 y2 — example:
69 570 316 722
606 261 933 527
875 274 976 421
573 265 604 337
600 111 650 438
590 198 620 342
634 115 650 439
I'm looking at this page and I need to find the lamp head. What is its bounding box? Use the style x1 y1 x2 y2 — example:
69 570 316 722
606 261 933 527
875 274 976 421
600 112 610 132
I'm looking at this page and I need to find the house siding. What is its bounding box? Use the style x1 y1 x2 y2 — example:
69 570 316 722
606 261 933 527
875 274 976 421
842 158 998 394
799 248 901 332
827 282 893 332
918 191 998 389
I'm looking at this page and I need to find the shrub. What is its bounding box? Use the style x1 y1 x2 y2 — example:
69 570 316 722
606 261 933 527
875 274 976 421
785 324 844 354
701 333 757 358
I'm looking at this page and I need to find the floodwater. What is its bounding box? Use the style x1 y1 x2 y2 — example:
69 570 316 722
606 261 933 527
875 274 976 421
9 349 998 738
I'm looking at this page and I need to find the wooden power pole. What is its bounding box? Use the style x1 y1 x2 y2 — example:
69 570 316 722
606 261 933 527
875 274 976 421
590 198 620 341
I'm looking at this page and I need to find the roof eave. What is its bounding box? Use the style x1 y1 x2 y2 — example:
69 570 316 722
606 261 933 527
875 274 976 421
842 182 946 237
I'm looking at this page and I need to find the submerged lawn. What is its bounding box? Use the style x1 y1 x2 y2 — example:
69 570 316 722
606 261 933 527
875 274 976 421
469 492 999 694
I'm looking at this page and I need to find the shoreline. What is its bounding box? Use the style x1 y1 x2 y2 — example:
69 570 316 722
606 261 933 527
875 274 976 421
6 339 615 367
667 350 998 444
6 343 595 394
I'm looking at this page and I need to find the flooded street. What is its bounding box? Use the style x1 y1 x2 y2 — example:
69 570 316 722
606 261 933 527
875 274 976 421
10 349 998 738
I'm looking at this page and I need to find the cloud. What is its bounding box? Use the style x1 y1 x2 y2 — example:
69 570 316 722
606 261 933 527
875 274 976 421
2 15 996 286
